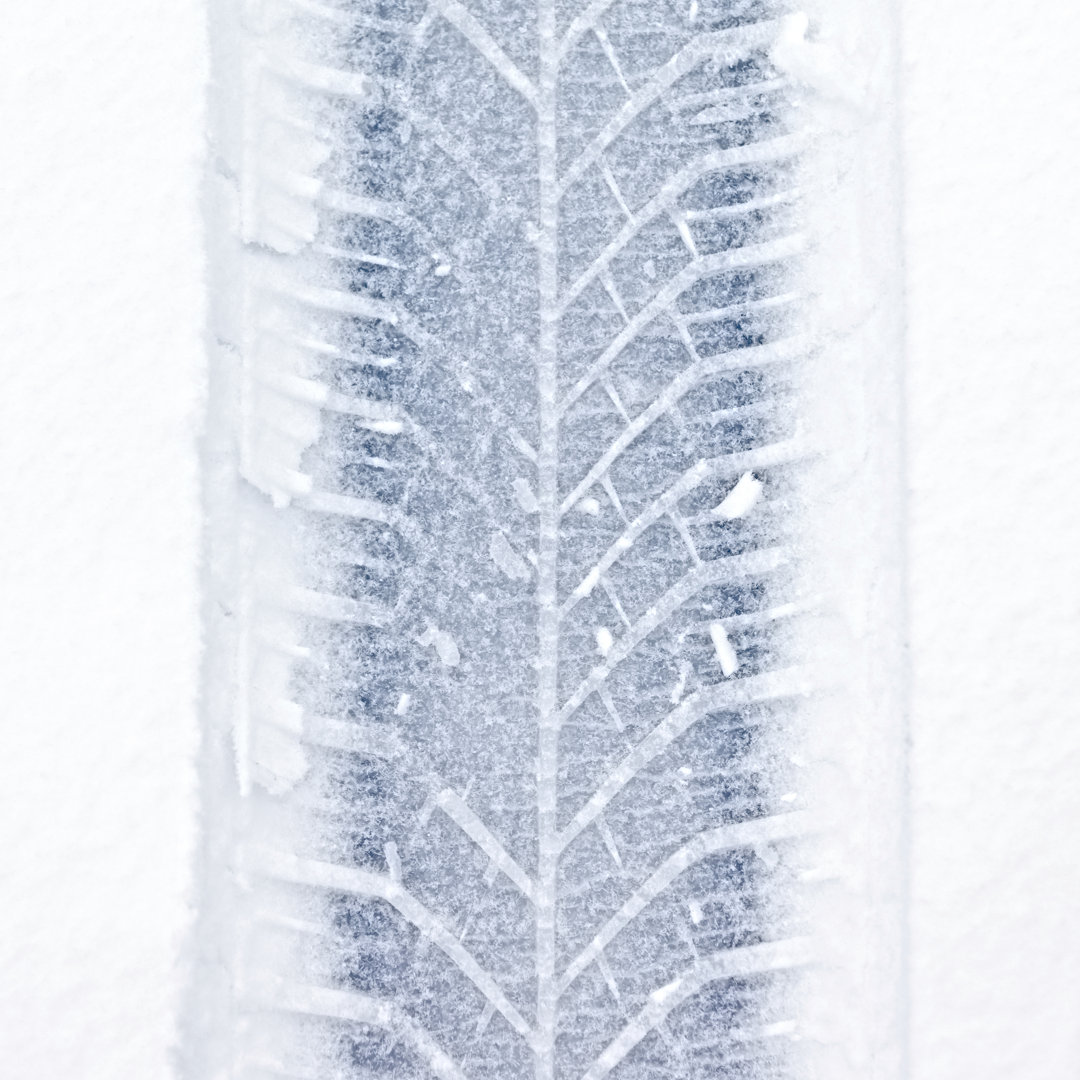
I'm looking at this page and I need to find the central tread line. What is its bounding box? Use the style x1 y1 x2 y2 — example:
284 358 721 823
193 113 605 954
535 4 562 1079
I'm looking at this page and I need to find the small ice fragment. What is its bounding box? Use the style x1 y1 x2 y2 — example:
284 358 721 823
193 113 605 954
416 795 436 827
394 693 411 716
709 622 739 676
678 765 693 777
600 475 625 518
384 842 401 881
596 627 614 656
475 1002 495 1035
714 472 763 520
490 532 532 581
434 263 451 277
597 953 621 1002
576 496 601 515
438 632 460 666
597 817 622 867
781 791 798 803
513 477 539 513
418 625 460 667
688 898 703 924
599 687 624 732
671 661 690 704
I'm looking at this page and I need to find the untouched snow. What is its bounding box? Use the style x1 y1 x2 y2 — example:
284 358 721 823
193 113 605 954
0 2 206 1079
0 0 1077 1077
902 0 1080 1076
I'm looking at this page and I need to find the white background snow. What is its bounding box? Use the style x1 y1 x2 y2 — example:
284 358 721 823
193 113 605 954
0 0 1077 1076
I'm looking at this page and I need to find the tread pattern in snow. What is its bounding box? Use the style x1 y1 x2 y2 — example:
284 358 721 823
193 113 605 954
238 3 812 1078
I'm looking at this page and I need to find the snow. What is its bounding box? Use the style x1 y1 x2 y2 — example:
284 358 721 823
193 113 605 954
712 471 763 520
0 3 205 1080
903 0 1080 1076
0 0 1077 1078
708 622 740 676
418 625 463 668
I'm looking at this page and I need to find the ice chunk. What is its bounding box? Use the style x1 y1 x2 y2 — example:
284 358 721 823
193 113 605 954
417 625 460 667
709 622 740 676
713 472 764 521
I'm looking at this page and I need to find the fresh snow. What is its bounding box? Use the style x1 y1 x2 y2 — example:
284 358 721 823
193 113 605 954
0 2 206 1079
0 1 1078 1079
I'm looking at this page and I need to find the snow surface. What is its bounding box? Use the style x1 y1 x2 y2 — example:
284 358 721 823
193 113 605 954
902 0 1080 1075
0 3 206 1079
200 7 845 1077
0 0 1077 1078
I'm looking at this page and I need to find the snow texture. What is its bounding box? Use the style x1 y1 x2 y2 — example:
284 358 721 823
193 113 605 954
7 1 1079 1080
902 1 1080 1076
0 3 205 1079
190 3 903 1080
